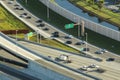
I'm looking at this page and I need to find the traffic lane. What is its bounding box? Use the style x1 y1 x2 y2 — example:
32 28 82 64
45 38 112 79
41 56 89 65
4 0 107 57
19 41 120 76
3 0 120 62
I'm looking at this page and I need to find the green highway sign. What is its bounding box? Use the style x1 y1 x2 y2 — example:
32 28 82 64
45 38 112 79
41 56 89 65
27 32 33 37
65 23 74 29
80 48 84 51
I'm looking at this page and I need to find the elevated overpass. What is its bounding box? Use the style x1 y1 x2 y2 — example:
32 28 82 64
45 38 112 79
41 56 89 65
0 32 99 80
1 0 120 61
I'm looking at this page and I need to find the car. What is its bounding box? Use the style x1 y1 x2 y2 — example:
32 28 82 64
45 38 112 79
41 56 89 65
53 31 59 35
14 4 19 6
14 7 19 10
43 28 49 31
96 58 103 62
101 49 108 53
8 1 13 4
83 48 90 51
106 58 115 61
88 64 99 68
36 19 43 23
75 41 85 45
95 50 104 54
75 42 82 45
66 41 72 44
64 35 73 39
52 31 59 37
80 66 91 71
22 13 27 15
53 34 59 37
19 7 24 10
95 49 108 54
37 23 45 27
26 16 31 19
20 14 27 18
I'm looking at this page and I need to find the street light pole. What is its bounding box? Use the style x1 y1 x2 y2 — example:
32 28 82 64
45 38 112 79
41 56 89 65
25 0 27 5
15 30 18 51
47 0 50 20
40 32 41 44
78 24 80 38
16 30 18 42
36 30 39 43
78 19 80 38
85 33 87 52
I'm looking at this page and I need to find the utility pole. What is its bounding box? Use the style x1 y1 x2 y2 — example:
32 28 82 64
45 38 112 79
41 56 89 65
85 33 88 52
16 30 18 51
78 19 80 38
81 20 85 37
25 0 27 5
47 0 50 20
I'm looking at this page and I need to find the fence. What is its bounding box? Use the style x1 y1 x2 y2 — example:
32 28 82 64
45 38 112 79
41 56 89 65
39 0 120 42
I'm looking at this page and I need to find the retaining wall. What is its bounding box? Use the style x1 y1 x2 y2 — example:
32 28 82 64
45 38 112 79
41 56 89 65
39 0 120 41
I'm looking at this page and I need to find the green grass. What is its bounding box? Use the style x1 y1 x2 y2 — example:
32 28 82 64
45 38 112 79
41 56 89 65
30 35 80 53
0 5 30 31
18 0 120 54
0 3 80 53
69 0 120 27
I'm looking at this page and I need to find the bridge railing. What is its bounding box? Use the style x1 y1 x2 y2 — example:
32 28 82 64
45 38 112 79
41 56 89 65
39 0 120 41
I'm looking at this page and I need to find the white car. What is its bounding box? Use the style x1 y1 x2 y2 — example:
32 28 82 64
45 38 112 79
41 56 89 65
89 64 99 68
95 50 104 54
65 35 73 39
101 49 108 53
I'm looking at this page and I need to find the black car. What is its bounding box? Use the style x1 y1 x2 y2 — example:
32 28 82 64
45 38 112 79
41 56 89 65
64 36 71 39
75 42 81 45
52 31 59 37
43 28 49 31
36 19 43 23
26 16 31 19
53 34 59 37
14 4 19 6
22 13 27 15
106 58 115 61
53 31 59 35
66 41 72 44
83 48 90 51
37 23 45 27
19 8 24 10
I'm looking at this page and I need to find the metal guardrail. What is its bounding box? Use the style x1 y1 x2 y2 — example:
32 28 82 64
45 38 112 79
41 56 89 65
39 0 120 42
0 32 102 80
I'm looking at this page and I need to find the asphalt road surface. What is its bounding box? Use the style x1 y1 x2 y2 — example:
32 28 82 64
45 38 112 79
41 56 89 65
1 0 120 62
19 40 120 80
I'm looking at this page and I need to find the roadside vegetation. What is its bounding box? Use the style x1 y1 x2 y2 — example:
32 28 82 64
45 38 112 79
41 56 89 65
0 5 29 31
30 35 80 53
0 5 79 53
69 0 120 27
18 0 120 54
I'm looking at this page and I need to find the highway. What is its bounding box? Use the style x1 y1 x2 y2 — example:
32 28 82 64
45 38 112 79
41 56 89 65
0 47 27 64
0 33 95 80
1 0 120 61
0 0 120 80
19 40 120 80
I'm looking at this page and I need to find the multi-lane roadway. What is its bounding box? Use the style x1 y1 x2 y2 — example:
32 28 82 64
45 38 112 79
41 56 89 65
19 40 120 80
1 0 120 62
1 0 120 80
